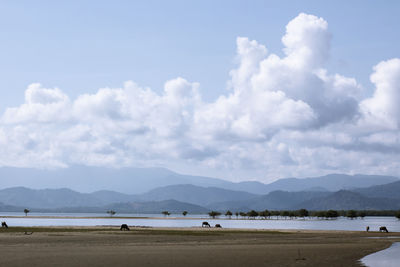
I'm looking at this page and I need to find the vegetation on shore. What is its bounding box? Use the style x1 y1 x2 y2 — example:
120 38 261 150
7 208 400 220
205 209 400 219
23 208 30 216
107 210 116 217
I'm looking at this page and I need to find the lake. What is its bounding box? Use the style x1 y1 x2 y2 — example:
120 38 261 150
360 242 400 267
1 213 399 232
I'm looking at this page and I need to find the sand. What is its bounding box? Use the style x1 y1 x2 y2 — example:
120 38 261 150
0 227 399 267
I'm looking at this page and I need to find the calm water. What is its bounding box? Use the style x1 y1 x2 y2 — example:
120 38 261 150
1 213 399 232
360 242 400 267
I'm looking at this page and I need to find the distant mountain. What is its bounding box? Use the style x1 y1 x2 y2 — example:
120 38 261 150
0 166 246 194
137 184 257 206
208 186 400 211
50 200 209 214
90 190 137 203
0 187 97 209
0 187 137 209
208 190 328 211
215 181 273 195
0 185 256 210
0 168 398 212
0 202 23 212
263 174 398 193
352 181 400 200
303 186 330 192
246 191 328 210
1 185 399 212
1 166 397 195
296 190 400 210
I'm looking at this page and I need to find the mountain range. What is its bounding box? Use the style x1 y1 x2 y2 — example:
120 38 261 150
0 173 399 213
1 166 397 194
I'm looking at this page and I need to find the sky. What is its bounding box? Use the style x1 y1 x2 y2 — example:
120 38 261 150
0 0 399 182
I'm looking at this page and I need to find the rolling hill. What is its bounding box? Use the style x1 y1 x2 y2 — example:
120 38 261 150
207 191 328 211
0 166 233 194
353 181 400 200
262 174 398 193
137 184 258 206
0 173 398 212
0 187 137 209
0 166 397 195
0 185 257 210
295 190 400 210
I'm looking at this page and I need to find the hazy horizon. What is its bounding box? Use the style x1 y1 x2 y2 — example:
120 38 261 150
0 165 398 195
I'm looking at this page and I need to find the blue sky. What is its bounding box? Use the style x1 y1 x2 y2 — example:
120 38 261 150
0 1 399 182
1 0 399 108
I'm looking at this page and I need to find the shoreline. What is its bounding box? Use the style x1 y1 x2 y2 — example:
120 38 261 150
3 225 400 234
2 225 400 234
0 215 342 220
1 214 395 220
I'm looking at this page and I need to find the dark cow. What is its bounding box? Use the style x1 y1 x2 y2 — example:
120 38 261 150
202 221 211 227
379 226 388 233
215 224 222 228
1 222 8 228
120 224 130 231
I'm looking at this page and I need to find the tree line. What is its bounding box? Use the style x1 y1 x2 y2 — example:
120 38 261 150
207 209 400 220
19 208 400 220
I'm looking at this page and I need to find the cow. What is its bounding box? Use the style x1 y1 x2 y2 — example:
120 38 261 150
1 222 8 228
379 226 389 233
202 221 211 227
215 224 222 228
120 224 130 231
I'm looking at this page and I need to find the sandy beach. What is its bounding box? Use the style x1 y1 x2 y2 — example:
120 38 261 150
1 226 399 267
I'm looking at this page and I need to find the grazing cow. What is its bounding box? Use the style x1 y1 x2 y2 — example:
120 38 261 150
202 221 211 227
1 222 8 228
215 224 222 228
120 224 130 231
379 226 389 233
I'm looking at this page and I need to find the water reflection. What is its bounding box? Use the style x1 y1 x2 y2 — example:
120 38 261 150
360 242 400 267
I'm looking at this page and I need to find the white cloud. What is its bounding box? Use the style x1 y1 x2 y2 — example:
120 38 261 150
0 13 399 181
282 13 330 69
360 58 400 129
2 83 70 124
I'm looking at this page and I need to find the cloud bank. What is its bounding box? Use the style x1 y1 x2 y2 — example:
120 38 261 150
1 13 399 181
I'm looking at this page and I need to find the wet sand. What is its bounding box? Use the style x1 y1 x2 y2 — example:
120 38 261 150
1 227 399 267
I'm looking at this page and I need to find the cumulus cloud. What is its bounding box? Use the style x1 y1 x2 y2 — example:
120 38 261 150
360 58 400 129
282 13 331 69
0 13 399 181
2 83 70 123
